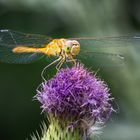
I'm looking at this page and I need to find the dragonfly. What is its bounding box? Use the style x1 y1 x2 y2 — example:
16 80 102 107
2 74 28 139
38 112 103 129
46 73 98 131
0 29 139 80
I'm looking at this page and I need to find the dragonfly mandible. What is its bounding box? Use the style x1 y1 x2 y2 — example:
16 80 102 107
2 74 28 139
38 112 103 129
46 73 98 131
0 29 139 80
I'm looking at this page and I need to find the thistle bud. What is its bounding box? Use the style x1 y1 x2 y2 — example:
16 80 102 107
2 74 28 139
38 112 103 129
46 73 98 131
35 63 113 140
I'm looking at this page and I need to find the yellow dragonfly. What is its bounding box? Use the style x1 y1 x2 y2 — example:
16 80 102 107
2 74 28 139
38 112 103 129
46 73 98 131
0 29 138 79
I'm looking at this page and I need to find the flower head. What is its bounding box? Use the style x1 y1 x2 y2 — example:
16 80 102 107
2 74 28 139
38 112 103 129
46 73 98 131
36 63 113 128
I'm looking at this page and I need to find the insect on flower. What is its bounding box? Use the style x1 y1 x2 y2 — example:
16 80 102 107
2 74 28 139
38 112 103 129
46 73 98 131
0 29 138 79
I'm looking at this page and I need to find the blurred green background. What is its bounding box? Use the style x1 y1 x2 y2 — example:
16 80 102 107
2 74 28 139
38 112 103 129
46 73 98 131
0 0 140 140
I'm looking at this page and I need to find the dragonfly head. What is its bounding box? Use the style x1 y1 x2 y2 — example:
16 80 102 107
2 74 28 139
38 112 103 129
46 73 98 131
64 40 80 56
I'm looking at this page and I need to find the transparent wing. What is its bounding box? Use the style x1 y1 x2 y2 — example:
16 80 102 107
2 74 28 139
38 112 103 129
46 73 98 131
71 35 140 67
0 29 52 46
77 51 124 68
72 36 140 51
71 35 140 50
0 29 52 63
71 35 140 41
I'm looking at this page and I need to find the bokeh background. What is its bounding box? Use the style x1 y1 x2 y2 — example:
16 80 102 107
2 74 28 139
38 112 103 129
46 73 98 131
0 0 140 140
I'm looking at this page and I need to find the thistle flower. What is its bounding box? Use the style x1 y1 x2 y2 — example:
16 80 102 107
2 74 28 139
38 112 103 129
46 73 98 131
36 63 113 140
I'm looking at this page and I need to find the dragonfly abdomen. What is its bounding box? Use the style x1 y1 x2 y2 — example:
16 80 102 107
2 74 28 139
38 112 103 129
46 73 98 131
12 46 41 53
12 39 64 57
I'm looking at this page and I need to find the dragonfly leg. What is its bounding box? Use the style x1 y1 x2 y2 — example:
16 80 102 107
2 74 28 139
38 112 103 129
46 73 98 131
66 58 77 64
56 55 65 70
66 55 76 65
41 57 62 81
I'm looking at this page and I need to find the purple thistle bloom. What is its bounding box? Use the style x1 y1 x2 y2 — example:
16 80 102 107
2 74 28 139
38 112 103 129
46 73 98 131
36 63 113 129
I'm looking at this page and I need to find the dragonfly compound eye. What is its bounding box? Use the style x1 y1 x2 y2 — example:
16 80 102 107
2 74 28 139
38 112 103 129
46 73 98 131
71 41 80 56
64 40 80 55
